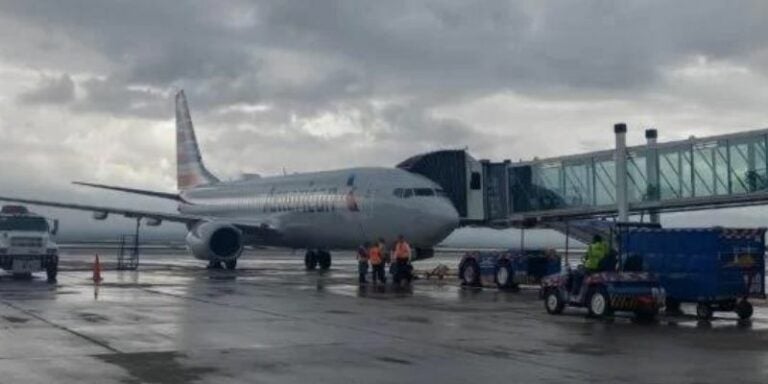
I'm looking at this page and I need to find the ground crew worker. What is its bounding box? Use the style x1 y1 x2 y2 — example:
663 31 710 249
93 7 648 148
369 242 386 284
357 242 370 284
378 237 390 265
583 234 609 272
394 235 412 262
572 234 609 295
393 235 412 280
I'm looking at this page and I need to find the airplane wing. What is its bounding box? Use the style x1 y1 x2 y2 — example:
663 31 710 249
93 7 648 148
0 196 281 238
0 195 199 224
72 181 181 201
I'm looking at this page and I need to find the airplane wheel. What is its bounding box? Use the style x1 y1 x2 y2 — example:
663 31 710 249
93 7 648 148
46 263 58 282
12 272 33 280
317 251 332 270
304 250 318 270
225 259 237 270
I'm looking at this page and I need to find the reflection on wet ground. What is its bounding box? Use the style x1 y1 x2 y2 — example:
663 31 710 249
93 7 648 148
0 248 767 383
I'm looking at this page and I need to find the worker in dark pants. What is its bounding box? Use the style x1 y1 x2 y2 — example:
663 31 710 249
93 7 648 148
378 237 390 265
392 235 413 283
572 234 609 295
369 241 386 284
357 242 370 285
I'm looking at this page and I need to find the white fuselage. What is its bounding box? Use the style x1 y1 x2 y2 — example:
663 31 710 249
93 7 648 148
178 167 460 250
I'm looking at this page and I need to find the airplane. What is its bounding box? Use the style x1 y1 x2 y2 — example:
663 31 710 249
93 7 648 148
0 91 460 270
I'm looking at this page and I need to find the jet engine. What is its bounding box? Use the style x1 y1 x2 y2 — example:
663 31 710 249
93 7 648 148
185 222 243 261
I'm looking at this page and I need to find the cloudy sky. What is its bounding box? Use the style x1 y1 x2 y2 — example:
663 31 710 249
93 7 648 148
0 1 767 242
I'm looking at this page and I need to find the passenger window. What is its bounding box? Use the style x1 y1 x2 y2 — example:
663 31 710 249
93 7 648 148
470 172 482 190
393 188 404 198
403 189 413 198
414 188 435 196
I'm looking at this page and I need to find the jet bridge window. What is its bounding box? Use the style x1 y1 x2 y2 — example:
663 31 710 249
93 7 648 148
470 172 482 190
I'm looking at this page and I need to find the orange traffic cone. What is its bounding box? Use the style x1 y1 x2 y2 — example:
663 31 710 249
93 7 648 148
92 254 103 283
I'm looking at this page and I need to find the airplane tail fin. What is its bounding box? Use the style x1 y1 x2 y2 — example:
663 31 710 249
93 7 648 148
175 90 219 190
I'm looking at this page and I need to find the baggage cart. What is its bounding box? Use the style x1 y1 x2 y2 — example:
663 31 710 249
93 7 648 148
458 249 561 289
619 227 766 320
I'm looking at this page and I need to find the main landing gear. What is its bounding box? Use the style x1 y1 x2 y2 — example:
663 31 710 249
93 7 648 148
305 250 332 270
207 259 238 270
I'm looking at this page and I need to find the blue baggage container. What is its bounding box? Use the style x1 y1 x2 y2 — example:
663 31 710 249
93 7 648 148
619 227 766 320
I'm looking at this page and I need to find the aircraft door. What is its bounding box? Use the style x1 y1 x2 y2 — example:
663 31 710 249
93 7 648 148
355 179 377 242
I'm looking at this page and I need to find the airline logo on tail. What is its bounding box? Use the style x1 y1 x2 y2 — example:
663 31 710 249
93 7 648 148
175 91 219 190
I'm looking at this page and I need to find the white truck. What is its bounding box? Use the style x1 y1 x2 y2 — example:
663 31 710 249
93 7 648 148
0 205 59 281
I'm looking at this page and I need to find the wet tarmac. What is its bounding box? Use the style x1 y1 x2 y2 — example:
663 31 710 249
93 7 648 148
1 248 767 384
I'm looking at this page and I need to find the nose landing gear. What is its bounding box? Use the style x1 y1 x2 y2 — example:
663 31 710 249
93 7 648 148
305 250 332 270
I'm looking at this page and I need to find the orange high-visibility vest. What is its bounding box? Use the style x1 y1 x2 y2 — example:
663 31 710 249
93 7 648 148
369 245 382 265
394 241 411 260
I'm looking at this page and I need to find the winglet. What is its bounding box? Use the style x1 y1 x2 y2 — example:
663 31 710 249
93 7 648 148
176 90 219 190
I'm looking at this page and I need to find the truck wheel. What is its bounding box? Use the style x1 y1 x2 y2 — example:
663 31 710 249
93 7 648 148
544 289 565 315
317 251 332 270
495 260 515 290
459 259 480 287
224 259 237 270
587 287 612 318
304 251 318 270
696 303 713 320
735 300 753 320
46 263 58 282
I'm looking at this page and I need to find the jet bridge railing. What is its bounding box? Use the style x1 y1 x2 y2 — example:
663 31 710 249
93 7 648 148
483 127 768 226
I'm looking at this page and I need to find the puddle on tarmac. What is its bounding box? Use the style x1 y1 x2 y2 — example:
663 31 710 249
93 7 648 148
2 316 29 324
96 351 217 384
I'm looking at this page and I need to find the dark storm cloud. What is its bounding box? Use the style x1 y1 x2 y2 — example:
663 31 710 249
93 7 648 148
73 77 169 119
1 0 764 173
2 1 768 239
3 0 767 118
18 74 75 105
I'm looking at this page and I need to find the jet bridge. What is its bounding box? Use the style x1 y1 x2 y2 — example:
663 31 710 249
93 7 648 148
401 125 768 231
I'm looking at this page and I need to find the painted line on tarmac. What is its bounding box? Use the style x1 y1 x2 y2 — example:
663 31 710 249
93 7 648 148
0 299 120 354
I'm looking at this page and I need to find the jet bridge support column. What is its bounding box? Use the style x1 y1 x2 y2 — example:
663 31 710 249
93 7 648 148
615 123 629 222
645 128 660 224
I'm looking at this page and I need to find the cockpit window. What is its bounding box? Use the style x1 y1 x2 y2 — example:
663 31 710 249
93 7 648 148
395 188 448 199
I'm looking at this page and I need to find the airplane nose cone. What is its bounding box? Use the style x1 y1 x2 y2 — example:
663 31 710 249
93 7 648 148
427 202 460 243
